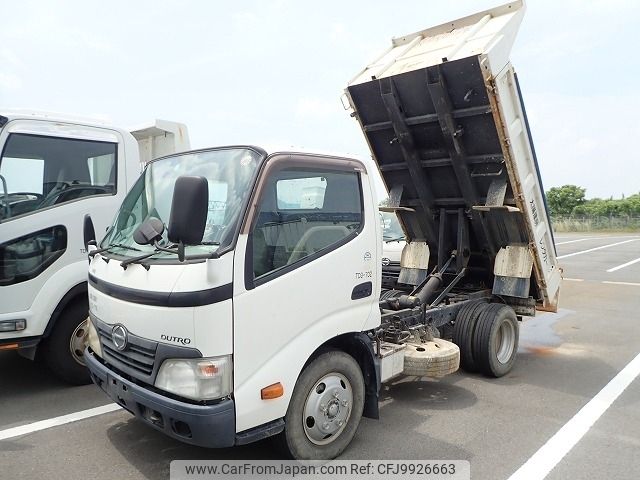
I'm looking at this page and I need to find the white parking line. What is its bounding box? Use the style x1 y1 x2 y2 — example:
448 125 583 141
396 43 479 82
563 278 584 282
602 281 640 287
555 238 593 246
0 403 121 441
507 352 640 480
557 239 640 260
607 257 640 273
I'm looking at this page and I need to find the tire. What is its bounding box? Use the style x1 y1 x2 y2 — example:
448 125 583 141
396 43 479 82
452 299 488 372
473 303 519 377
403 339 459 377
40 300 91 385
276 350 365 459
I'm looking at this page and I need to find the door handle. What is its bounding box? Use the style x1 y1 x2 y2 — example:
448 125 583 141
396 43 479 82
351 281 372 300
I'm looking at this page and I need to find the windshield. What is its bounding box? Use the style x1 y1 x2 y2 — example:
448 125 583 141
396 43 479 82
101 147 262 260
380 211 405 241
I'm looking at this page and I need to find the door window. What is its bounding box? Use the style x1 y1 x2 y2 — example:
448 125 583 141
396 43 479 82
0 133 117 221
251 167 363 281
0 225 67 286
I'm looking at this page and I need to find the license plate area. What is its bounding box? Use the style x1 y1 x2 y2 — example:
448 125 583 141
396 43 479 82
106 374 133 411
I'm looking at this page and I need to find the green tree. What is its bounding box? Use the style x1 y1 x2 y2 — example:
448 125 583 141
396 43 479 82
546 185 586 216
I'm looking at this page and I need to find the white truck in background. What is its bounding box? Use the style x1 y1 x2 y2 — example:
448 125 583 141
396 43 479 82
0 111 189 384
380 209 406 288
84 0 560 459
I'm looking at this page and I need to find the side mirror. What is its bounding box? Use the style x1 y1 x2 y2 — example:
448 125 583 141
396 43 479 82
167 176 208 246
133 217 165 245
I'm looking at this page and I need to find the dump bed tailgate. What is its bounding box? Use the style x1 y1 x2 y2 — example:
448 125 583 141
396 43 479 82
345 0 560 311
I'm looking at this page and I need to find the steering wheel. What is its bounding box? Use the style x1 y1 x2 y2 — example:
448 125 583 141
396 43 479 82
116 209 137 231
9 192 45 201
42 184 110 207
0 192 45 219
41 181 73 206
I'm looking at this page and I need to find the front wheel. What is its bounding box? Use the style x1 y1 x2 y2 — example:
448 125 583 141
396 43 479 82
40 300 91 385
277 350 365 459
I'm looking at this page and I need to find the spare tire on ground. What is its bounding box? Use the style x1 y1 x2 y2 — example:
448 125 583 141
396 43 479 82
403 339 460 377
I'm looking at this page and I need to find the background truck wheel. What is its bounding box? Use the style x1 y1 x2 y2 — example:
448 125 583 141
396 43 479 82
473 303 519 377
276 350 365 459
403 339 459 377
39 299 91 385
452 299 488 372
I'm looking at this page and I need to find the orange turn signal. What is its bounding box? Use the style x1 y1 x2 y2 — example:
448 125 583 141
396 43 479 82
261 382 284 400
0 343 19 351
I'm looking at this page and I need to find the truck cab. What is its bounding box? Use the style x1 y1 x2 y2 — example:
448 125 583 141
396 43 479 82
0 111 188 383
85 146 382 458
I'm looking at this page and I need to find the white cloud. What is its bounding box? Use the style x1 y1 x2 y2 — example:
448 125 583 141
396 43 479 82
0 47 23 68
0 73 23 91
295 97 340 119
527 92 640 198
329 22 348 42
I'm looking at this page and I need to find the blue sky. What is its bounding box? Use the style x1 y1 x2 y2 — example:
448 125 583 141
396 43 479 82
1 0 638 199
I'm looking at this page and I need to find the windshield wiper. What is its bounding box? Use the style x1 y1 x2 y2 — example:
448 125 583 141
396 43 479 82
119 241 187 269
88 243 141 258
120 243 224 270
109 243 141 251
384 236 405 243
120 250 162 270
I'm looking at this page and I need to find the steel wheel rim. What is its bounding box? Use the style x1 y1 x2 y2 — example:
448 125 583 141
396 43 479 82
302 373 353 445
69 318 89 366
495 319 516 364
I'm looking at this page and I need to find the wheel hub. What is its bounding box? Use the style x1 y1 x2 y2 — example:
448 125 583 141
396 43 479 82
303 373 353 445
495 319 516 364
69 318 89 366
327 400 340 418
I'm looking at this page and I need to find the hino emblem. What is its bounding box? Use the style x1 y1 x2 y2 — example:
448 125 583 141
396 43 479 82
381 257 391 266
111 324 128 351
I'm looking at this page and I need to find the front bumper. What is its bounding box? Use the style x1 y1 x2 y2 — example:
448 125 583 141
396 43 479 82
0 335 40 349
85 347 236 448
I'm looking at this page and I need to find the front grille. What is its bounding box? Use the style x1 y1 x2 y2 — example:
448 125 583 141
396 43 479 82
96 321 157 377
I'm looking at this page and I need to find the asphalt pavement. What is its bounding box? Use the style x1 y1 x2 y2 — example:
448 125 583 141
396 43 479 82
1 232 639 480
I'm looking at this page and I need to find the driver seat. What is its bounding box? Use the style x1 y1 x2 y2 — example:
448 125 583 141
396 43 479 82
286 225 350 265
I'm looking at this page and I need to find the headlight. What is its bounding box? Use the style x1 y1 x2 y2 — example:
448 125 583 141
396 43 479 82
87 317 102 358
155 355 232 401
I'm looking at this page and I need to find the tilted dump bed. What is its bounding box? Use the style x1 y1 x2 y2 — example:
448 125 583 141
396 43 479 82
346 1 560 312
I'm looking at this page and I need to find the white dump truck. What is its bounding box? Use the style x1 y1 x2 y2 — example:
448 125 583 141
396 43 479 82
0 111 189 383
84 0 560 459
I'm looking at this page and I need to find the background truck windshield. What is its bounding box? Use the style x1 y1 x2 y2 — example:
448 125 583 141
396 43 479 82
101 147 262 259
380 211 405 241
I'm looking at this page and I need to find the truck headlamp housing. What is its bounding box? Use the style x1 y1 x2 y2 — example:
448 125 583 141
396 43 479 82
0 319 26 332
86 317 102 358
155 355 232 401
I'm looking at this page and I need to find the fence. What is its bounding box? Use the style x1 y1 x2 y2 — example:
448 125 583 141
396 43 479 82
551 215 640 232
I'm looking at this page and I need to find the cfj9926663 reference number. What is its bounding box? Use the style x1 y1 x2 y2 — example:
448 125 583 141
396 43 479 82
376 463 457 475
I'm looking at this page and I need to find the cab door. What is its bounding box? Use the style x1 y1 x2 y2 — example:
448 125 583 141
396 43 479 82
0 119 126 336
232 153 381 432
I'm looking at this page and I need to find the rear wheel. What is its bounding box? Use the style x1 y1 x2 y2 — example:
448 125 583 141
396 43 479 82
277 351 364 459
40 300 91 385
473 303 519 377
452 299 488 372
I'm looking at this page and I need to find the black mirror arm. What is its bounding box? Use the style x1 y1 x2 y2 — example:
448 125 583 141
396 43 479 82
88 244 113 258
